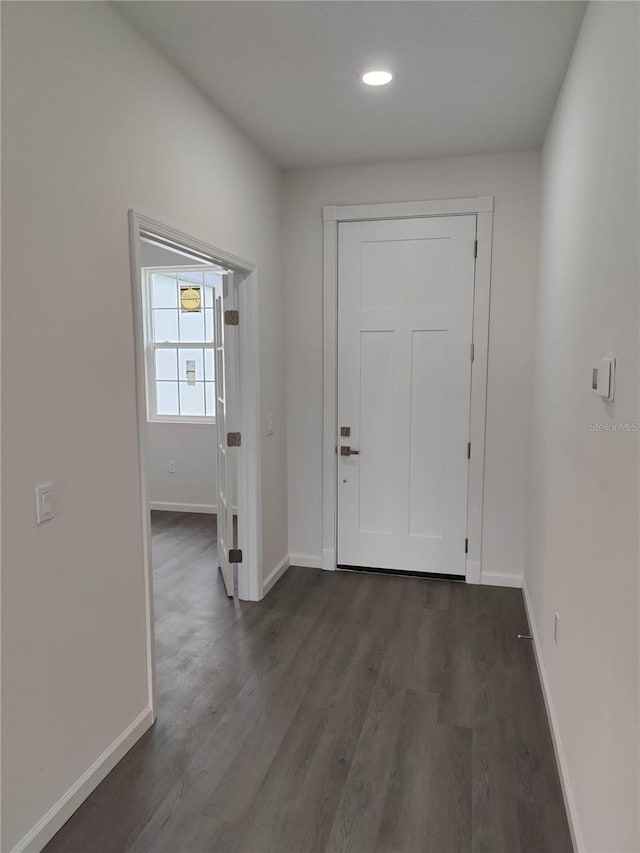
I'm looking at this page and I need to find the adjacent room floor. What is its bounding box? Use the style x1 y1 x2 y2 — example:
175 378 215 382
45 511 572 852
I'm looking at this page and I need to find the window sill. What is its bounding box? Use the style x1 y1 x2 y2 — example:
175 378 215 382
148 415 216 426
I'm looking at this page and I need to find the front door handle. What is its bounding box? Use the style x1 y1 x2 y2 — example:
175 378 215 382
340 446 360 456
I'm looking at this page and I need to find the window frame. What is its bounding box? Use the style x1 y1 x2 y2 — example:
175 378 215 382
142 265 221 425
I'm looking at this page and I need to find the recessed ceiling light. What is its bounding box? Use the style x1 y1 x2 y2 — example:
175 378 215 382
361 70 393 87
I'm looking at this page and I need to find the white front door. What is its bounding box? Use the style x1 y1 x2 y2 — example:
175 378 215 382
337 215 476 576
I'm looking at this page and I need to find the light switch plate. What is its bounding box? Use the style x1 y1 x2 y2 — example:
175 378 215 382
35 482 54 524
266 414 274 436
592 356 615 401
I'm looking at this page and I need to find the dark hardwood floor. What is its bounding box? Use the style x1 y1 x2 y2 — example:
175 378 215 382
45 510 572 852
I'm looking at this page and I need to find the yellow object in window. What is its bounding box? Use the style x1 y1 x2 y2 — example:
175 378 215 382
180 285 202 312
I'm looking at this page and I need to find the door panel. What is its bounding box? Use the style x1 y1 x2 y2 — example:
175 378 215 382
337 215 476 576
361 237 451 309
214 278 237 597
408 329 446 538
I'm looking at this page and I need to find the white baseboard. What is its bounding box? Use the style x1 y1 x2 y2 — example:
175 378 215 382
262 553 291 596
465 560 481 584
481 571 522 588
289 553 323 569
11 706 154 853
150 501 216 514
522 581 583 853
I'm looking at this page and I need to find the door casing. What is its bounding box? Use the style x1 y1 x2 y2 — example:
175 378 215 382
322 196 494 583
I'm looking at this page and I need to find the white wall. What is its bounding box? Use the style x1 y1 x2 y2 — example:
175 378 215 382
284 151 541 581
525 4 639 851
1 3 287 850
147 422 217 511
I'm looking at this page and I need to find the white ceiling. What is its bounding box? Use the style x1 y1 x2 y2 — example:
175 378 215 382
117 1 585 170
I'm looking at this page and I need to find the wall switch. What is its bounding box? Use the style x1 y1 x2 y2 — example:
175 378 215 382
591 356 615 401
266 414 274 436
168 460 176 474
554 613 560 645
35 482 54 524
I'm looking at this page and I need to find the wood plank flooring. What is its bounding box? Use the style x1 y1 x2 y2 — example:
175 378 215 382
45 511 572 852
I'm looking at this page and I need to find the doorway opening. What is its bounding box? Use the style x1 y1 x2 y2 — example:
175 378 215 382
128 212 263 719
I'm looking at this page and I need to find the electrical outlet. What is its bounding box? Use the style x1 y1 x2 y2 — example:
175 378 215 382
266 414 274 436
168 460 176 474
554 613 560 645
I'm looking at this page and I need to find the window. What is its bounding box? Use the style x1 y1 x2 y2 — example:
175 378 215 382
143 267 223 422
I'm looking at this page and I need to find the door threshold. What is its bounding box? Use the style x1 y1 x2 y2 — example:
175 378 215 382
337 564 465 582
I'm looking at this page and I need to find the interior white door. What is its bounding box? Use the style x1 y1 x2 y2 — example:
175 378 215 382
337 215 476 576
214 275 238 597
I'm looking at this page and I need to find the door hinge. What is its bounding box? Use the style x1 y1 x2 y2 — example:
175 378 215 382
467 442 471 459
224 310 239 326
229 548 243 564
227 431 242 447
474 239 478 258
465 538 469 554
470 342 475 362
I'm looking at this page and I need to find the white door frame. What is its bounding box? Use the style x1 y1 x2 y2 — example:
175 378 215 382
322 196 494 583
128 211 263 719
